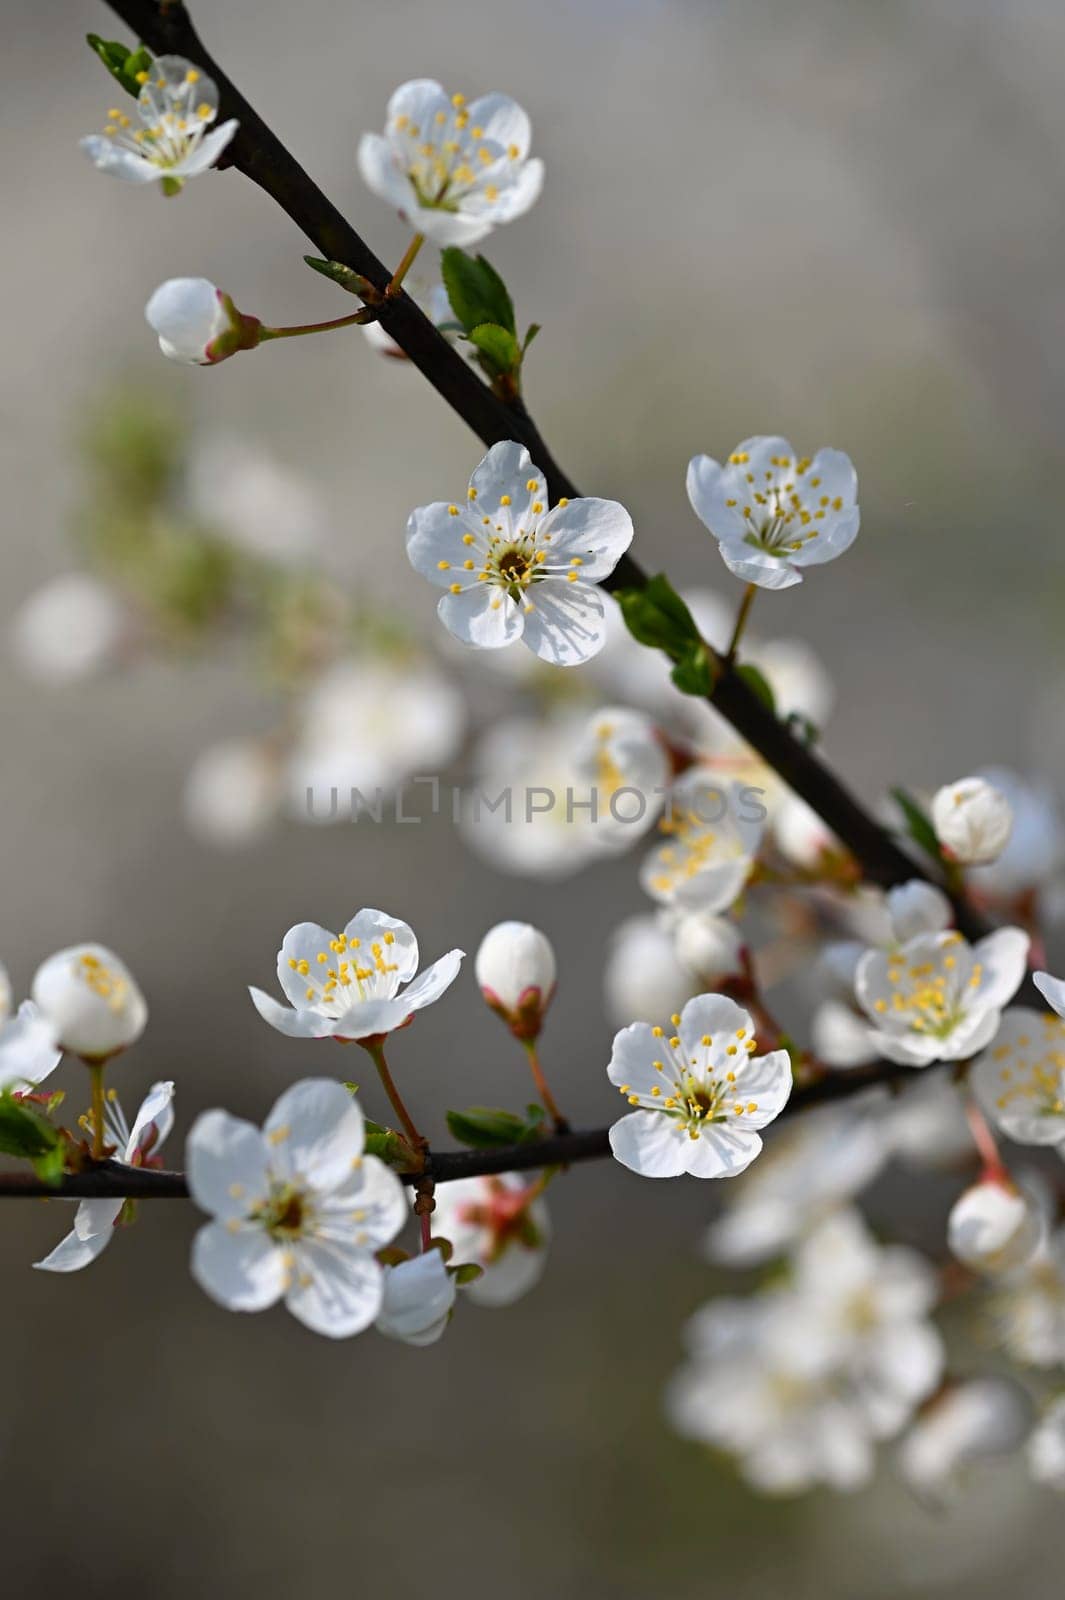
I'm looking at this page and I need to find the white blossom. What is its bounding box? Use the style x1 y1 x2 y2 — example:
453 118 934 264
32 944 147 1062
569 706 669 848
145 278 258 365
855 926 1029 1066
947 1177 1045 1274
607 993 791 1179
80 56 237 187
10 574 127 684
183 738 282 848
475 921 556 1038
686 436 859 590
460 712 600 878
188 1079 407 1337
406 441 632 666
431 1172 549 1306
899 1379 1032 1505
640 773 764 914
1028 1397 1065 1491
250 909 463 1042
376 1249 457 1345
932 776 1014 865
971 1005 1065 1146
670 911 745 987
880 1075 974 1169
358 80 543 246
34 1081 175 1274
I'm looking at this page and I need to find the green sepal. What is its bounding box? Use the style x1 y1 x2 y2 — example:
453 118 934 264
453 1262 485 1286
362 1118 419 1168
85 35 152 99
303 257 378 300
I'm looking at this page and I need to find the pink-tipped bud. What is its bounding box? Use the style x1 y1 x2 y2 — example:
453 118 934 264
947 1174 1043 1274
145 277 261 366
475 921 556 1041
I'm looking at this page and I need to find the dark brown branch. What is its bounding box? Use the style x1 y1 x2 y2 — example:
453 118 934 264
0 1055 915 1199
97 1 989 932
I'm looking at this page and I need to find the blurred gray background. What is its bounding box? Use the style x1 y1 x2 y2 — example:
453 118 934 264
3 0 1065 1594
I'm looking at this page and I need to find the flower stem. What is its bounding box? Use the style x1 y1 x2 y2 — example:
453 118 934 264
725 582 757 661
965 1096 1008 1183
364 1040 427 1162
258 308 376 341
386 232 425 297
89 1063 107 1160
521 1040 568 1134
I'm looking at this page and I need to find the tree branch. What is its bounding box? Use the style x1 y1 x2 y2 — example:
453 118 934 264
97 0 989 933
0 1054 915 1199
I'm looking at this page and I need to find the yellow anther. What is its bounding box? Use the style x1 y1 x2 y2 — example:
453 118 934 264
438 560 451 570
448 504 459 516
558 497 569 507
500 494 511 506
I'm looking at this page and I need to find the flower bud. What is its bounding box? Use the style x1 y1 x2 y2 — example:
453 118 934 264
671 912 744 984
32 944 148 1062
947 1176 1043 1274
475 921 556 1040
931 776 1013 865
145 277 261 365
375 1250 456 1346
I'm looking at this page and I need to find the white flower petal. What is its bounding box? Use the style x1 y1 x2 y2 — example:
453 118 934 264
264 1079 366 1193
249 985 338 1038
192 1222 287 1312
609 1110 690 1177
520 580 608 665
437 584 524 649
186 1109 271 1221
284 1241 383 1337
399 948 464 1012
34 1225 115 1274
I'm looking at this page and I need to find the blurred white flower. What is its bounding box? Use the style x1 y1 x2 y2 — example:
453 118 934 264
80 56 237 187
608 993 791 1179
990 1226 1065 1368
475 921 556 1039
358 80 543 247
667 1292 878 1495
569 706 669 848
670 909 746 986
686 436 859 590
32 944 147 1062
1028 1397 1065 1491
810 1000 878 1069
947 1177 1045 1274
34 1081 175 1274
855 926 1028 1066
602 914 699 1028
376 1249 457 1346
406 441 632 665
704 1104 888 1268
640 772 764 913
932 776 1013 865
966 768 1065 901
288 656 466 820
186 437 325 565
772 790 839 868
431 1172 549 1306
184 738 281 848
145 278 259 365
971 1004 1065 1147
880 1074 973 1169
0 1001 61 1093
899 1379 1032 1505
250 909 463 1043
188 1079 407 1338
460 712 600 878
10 574 126 684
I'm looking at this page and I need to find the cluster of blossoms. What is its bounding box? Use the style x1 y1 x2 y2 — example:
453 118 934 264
34 36 1065 1509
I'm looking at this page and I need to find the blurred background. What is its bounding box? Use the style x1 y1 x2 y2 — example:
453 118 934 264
3 0 1065 1593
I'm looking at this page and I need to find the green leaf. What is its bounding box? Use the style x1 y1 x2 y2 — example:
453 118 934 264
453 1262 485 1286
446 1107 529 1148
0 1093 64 1185
85 35 151 99
362 1121 418 1167
467 322 522 378
736 662 777 713
522 322 541 354
891 786 942 862
671 640 718 697
440 249 516 334
615 573 700 657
